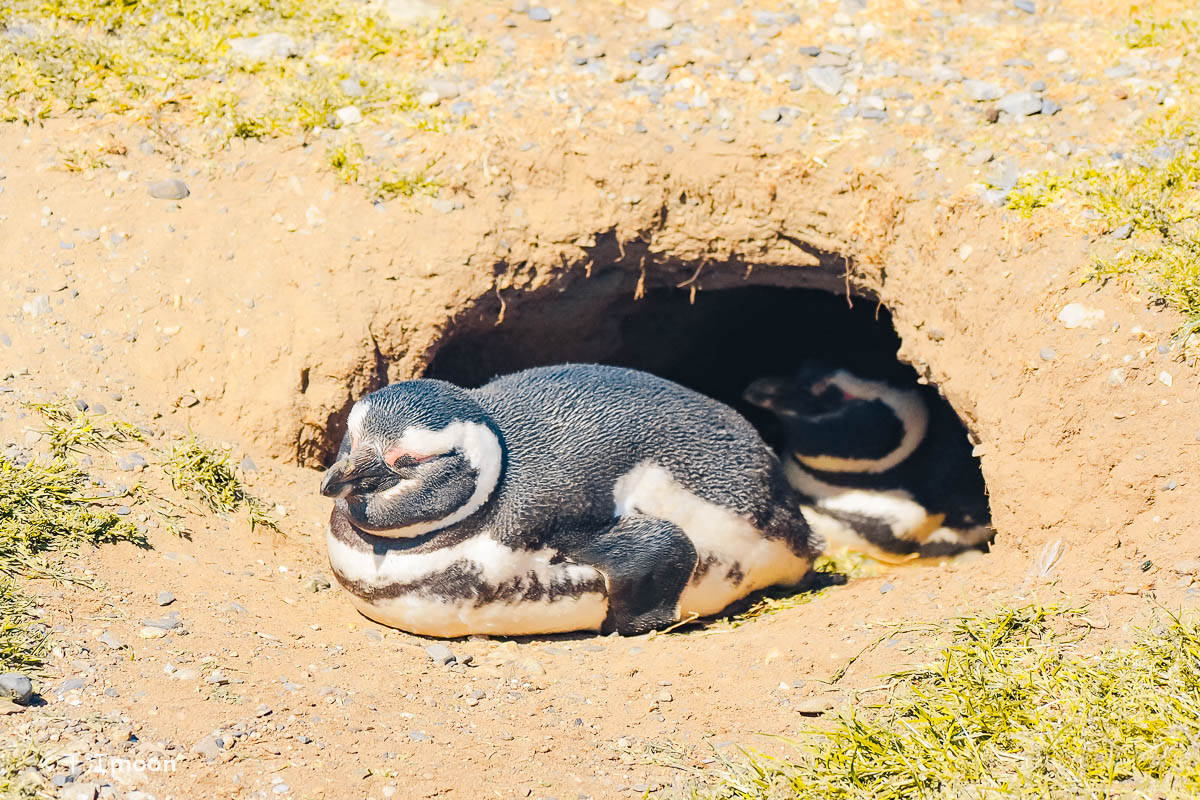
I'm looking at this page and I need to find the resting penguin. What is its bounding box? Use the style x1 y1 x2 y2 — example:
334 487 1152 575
744 363 993 563
319 363 820 638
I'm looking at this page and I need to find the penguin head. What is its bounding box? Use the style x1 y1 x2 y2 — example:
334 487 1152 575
320 380 504 537
744 362 929 474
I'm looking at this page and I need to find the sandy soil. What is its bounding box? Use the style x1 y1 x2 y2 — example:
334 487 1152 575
2 0 1199 798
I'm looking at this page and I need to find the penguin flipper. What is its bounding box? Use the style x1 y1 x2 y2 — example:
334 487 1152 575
566 515 698 636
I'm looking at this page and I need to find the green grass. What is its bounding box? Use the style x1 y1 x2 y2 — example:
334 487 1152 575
1004 172 1067 218
0 0 480 194
686 605 1200 799
164 437 279 532
0 454 145 672
0 579 46 672
0 454 144 581
0 739 45 799
25 400 144 457
1080 117 1200 336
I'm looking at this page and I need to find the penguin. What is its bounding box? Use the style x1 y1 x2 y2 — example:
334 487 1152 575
744 362 993 563
319 363 820 638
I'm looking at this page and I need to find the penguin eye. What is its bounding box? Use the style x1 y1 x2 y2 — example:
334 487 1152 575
383 447 437 469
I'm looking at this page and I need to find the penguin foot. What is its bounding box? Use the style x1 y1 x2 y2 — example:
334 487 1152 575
566 514 699 636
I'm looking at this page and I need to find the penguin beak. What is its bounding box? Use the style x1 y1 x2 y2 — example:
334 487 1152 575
320 448 389 498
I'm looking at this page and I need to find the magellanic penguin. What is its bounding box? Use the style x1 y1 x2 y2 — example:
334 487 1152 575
319 364 821 638
744 363 993 563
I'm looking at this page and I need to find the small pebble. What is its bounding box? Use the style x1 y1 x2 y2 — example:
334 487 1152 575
1039 347 1056 361
1013 0 1036 12
148 179 189 200
646 8 674 30
527 6 551 21
157 591 176 606
117 452 148 472
424 643 456 665
98 631 128 650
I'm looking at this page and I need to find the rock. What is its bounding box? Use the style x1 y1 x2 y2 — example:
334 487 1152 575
1158 371 1173 387
795 696 836 715
1107 368 1126 386
757 108 782 122
963 80 1002 101
997 91 1043 116
22 295 51 316
1172 559 1200 575
228 33 300 60
142 612 182 630
240 456 258 473
1046 48 1070 63
374 0 439 23
527 6 551 21
116 453 148 472
62 782 98 800
139 626 168 639
157 591 176 606
98 631 127 650
655 690 673 703
148 179 190 200
879 581 894 594
424 644 456 665
636 63 669 82
1057 303 1105 329
59 677 86 693
334 106 363 126
806 66 844 95
255 703 273 717
0 673 33 705
431 198 456 214
1039 347 1057 361
424 79 460 100
1013 0 1036 12
646 8 674 30
735 67 757 83
409 730 429 741
1109 223 1133 240
192 735 222 759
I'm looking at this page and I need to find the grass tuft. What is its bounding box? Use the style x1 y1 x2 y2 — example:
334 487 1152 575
0 579 47 672
0 454 144 581
0 738 46 799
25 400 144 457
164 437 279 532
687 605 1200 799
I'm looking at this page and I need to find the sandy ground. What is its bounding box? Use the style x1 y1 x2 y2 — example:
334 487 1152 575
2 0 1199 798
